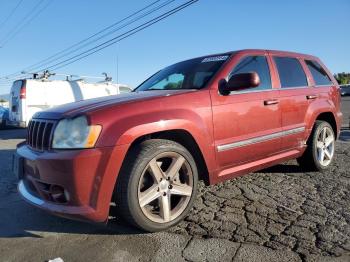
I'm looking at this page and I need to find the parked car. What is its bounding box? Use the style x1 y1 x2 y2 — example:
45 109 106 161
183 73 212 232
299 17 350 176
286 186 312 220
0 106 9 128
340 84 350 96
14 49 342 232
8 79 131 128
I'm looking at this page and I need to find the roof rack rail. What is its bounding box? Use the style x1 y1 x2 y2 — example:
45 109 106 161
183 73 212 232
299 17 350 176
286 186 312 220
21 70 113 82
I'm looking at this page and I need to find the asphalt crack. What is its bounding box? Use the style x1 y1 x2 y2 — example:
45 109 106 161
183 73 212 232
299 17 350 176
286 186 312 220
171 144 350 261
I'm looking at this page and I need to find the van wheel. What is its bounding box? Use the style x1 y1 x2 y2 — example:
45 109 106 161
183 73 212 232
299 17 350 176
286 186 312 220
115 139 198 232
297 120 335 171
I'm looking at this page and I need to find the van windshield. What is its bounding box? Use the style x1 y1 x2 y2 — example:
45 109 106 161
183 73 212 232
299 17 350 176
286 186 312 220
135 54 231 91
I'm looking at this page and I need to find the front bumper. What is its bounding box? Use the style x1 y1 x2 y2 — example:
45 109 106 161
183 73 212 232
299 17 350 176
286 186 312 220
16 144 129 223
18 180 96 218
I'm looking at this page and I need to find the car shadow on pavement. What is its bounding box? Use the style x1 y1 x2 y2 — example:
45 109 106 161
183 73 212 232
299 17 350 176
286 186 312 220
0 147 145 238
0 128 26 140
259 163 304 174
0 199 146 238
339 130 350 142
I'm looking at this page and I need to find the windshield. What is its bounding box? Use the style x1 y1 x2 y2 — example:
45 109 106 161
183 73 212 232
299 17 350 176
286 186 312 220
136 54 231 91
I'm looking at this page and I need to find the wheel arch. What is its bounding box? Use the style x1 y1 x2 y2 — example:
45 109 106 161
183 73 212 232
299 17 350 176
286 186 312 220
122 129 210 186
314 112 338 139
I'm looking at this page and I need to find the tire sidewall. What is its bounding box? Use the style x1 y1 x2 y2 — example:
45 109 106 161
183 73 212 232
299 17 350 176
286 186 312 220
311 122 335 171
127 141 198 232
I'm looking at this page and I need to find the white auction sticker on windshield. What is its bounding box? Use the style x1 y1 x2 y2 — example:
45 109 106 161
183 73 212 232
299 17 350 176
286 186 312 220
201 55 229 63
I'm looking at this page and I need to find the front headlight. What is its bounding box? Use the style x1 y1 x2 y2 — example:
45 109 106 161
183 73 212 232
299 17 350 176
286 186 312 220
52 116 102 149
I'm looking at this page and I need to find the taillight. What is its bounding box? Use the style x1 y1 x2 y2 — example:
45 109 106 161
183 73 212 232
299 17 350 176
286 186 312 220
19 86 26 99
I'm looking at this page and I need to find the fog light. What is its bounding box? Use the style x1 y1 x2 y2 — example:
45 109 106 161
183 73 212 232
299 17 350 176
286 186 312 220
50 185 67 203
64 190 70 202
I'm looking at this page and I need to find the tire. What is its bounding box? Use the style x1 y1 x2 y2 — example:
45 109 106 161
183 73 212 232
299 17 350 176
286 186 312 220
115 139 198 232
297 120 336 172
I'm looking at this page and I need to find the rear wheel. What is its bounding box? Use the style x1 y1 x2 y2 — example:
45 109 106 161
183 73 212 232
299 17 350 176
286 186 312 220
115 139 198 232
297 120 335 171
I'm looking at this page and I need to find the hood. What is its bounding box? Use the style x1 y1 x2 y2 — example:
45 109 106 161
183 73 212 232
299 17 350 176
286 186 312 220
33 90 194 120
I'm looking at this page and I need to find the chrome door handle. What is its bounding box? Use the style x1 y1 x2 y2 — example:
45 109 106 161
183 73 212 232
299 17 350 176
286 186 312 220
306 95 318 100
264 99 279 106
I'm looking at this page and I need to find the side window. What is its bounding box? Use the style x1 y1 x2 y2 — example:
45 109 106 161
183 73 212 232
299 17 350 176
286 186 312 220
274 57 308 88
305 60 333 86
229 56 272 91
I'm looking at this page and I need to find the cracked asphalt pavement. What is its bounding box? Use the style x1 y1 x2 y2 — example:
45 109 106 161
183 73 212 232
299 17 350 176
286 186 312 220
0 97 350 262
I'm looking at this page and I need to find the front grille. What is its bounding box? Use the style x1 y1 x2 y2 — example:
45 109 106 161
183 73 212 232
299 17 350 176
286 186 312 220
27 119 56 151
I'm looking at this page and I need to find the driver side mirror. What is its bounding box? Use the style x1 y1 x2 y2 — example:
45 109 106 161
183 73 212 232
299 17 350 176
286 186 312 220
219 72 260 96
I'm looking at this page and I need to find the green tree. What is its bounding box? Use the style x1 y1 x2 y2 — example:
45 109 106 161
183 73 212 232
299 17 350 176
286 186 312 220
334 72 350 85
0 99 7 103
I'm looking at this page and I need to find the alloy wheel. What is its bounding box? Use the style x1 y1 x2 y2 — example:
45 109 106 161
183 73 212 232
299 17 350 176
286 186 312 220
316 126 335 167
137 152 193 223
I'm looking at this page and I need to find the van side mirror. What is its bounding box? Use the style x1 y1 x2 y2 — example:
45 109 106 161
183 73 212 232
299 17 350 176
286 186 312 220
219 72 260 95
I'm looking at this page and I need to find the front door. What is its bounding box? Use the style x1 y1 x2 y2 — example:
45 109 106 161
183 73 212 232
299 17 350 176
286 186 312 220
211 54 282 173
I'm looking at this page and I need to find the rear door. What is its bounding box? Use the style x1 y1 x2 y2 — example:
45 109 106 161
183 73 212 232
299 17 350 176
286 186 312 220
9 80 25 123
303 59 338 128
304 59 335 97
271 55 310 150
211 52 282 171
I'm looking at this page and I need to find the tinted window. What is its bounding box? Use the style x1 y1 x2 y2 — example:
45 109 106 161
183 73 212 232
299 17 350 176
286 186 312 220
305 60 332 86
136 55 229 91
229 56 272 91
193 72 213 88
274 57 308 88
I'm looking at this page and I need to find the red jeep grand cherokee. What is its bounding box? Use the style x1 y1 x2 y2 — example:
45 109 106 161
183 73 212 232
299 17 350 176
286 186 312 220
14 49 342 232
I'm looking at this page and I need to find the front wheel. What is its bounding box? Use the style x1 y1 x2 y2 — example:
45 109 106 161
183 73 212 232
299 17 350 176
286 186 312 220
115 139 198 232
297 120 335 171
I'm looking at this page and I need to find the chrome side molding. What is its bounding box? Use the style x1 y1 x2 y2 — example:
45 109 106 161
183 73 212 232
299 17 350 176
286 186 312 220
217 127 305 152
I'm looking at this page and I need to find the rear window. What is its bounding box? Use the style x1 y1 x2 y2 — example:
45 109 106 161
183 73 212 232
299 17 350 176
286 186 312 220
305 60 333 86
12 80 23 92
274 57 308 88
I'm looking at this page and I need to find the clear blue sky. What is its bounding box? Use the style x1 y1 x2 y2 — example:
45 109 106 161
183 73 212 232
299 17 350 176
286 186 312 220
0 0 349 94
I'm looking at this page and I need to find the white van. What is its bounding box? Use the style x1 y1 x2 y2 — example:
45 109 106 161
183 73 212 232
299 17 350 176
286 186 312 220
8 79 131 127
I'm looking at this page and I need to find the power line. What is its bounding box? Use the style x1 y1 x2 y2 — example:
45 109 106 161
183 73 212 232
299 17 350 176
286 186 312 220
0 0 51 47
0 0 24 32
0 0 199 82
43 0 199 71
0 0 169 80
0 0 46 45
0 0 52 47
1 0 53 47
18 0 175 74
